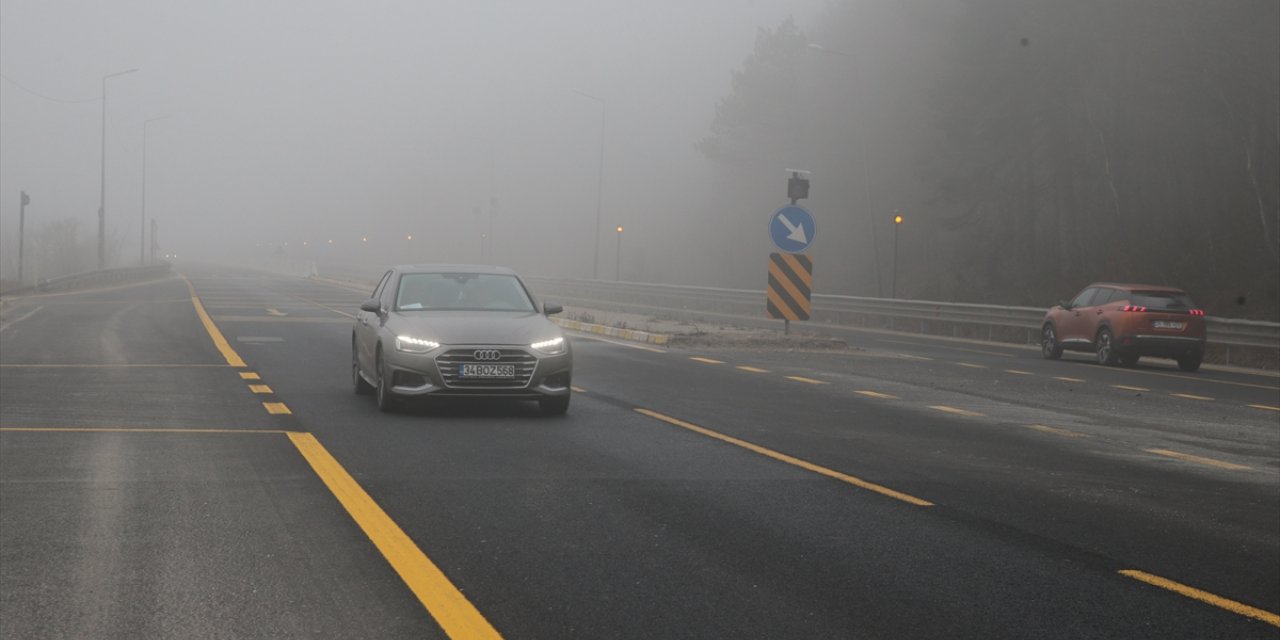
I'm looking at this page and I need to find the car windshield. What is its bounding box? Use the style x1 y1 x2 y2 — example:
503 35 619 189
395 273 535 312
1130 291 1196 311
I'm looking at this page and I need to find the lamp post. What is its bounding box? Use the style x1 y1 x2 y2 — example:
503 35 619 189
99 67 139 270
615 225 624 281
892 211 903 298
141 115 169 265
572 89 606 280
18 191 30 285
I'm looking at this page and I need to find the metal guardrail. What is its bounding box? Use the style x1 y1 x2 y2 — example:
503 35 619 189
521 277 1280 369
0 264 173 297
297 264 1278 369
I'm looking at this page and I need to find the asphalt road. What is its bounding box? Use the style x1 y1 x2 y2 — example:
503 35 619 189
1 266 1276 639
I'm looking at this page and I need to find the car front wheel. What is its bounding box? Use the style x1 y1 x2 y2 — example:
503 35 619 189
1096 328 1119 366
375 348 398 412
353 341 373 395
539 394 570 416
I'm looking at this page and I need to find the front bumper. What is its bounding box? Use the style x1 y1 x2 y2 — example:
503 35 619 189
382 345 572 398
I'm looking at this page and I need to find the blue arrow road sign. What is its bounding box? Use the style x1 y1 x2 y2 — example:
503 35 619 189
769 205 815 253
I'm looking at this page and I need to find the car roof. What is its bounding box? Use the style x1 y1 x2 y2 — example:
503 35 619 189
394 264 518 276
1088 282 1186 293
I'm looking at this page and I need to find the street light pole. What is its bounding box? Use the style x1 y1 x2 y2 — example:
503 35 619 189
141 115 169 265
99 67 139 270
615 225 624 281
892 212 903 298
18 191 30 285
573 89 606 280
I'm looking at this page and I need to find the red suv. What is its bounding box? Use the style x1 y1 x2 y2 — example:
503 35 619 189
1041 283 1207 371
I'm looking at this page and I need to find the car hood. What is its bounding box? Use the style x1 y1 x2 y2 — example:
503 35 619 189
388 311 561 346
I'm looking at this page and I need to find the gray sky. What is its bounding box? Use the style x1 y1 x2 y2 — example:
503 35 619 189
1 0 825 277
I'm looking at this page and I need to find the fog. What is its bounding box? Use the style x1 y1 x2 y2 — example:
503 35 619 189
3 1 1277 318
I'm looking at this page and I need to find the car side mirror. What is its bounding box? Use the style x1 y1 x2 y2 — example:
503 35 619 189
543 302 563 316
360 299 382 313
1058 299 1072 310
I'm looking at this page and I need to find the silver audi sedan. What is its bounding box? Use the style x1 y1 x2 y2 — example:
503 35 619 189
352 265 573 414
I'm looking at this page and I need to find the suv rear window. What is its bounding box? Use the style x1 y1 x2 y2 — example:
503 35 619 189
1129 291 1196 311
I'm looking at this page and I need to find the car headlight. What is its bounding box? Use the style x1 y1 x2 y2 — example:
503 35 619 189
395 335 440 353
530 336 566 355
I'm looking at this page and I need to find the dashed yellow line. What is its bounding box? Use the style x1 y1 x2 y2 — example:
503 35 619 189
287 432 503 639
689 357 724 365
1145 448 1250 471
263 402 292 415
1053 376 1086 383
570 386 587 393
736 365 770 373
854 390 899 399
1119 570 1280 628
1004 369 1033 375
249 384 273 394
956 362 987 369
1112 384 1149 392
1248 404 1280 412
239 372 261 380
1026 424 1087 438
786 376 827 385
634 408 933 507
928 405 986 418
1171 393 1213 401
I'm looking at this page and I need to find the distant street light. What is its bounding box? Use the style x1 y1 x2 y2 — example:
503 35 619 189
99 67 140 270
572 89 606 280
615 225 624 281
892 211 904 298
141 115 169 265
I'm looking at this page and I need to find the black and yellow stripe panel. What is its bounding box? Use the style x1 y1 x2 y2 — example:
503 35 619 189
766 252 813 321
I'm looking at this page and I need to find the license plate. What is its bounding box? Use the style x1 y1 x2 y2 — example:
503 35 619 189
1153 321 1184 330
460 363 515 378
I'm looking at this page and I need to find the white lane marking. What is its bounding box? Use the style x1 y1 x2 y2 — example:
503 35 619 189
236 336 285 343
0 306 43 333
568 332 666 353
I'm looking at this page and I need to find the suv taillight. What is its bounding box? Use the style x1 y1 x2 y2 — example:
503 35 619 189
1189 309 1205 316
1122 305 1147 312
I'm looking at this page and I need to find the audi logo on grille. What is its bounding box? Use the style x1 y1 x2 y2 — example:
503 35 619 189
473 349 502 361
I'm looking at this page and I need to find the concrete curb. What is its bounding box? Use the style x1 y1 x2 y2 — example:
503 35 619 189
552 317 671 347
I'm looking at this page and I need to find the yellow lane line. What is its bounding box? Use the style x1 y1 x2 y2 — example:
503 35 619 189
1171 393 1213 401
634 408 933 507
240 372 261 380
1110 367 1279 392
286 432 503 639
956 362 987 369
736 365 770 373
570 386 587 393
929 405 986 418
897 353 933 361
689 357 724 365
0 363 229 368
854 390 899 399
1026 424 1087 438
786 376 828 385
1004 369 1033 375
1248 404 1280 412
1053 376 1086 383
0 427 286 434
1119 570 1280 628
1112 384 1149 392
249 384 273 394
263 402 292 415
183 276 246 367
1145 448 1250 471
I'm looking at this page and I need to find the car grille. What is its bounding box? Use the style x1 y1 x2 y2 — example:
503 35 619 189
435 348 537 389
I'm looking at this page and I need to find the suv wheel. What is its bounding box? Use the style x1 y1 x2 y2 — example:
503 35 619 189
1041 324 1063 360
1095 328 1120 366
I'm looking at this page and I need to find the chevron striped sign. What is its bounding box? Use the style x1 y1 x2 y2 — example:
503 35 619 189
766 252 813 321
